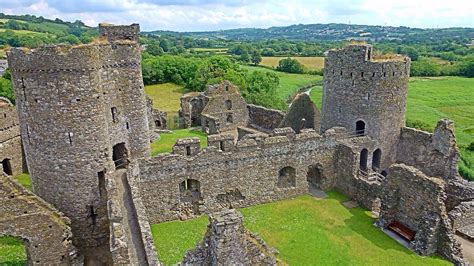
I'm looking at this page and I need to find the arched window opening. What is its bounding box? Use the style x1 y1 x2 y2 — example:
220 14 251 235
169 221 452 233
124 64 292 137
355 120 365 135
226 113 233 123
111 107 118 123
179 179 201 203
225 99 232 110
372 149 382 171
381 170 388 177
112 143 128 169
277 166 296 188
2 158 12 176
360 149 368 172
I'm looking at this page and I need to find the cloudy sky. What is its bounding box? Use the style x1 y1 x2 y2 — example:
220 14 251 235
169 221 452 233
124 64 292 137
1 0 473 31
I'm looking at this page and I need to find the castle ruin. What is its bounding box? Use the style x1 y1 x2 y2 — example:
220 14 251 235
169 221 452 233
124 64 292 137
1 24 473 265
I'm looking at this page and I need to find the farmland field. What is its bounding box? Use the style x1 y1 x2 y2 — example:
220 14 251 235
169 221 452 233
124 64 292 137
151 192 449 265
260 56 325 71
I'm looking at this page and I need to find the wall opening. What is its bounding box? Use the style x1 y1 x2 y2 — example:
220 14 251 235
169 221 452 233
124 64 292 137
98 171 106 199
226 113 233 123
155 120 161 127
277 166 296 188
360 149 368 172
355 120 365 135
219 141 224 151
2 158 12 176
307 164 324 189
381 170 388 177
111 107 118 123
372 149 382 171
225 99 232 110
112 143 128 169
186 146 191 156
179 179 201 203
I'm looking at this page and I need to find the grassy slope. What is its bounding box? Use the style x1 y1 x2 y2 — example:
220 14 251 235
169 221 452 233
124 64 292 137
145 83 185 129
260 56 325 71
311 76 474 179
151 129 207 156
151 192 449 265
16 173 32 191
241 65 322 102
0 236 26 266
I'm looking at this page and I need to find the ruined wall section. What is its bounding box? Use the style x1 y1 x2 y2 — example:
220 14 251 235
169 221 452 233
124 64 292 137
397 119 460 180
201 81 249 133
321 44 410 171
135 129 338 223
376 164 464 263
247 104 284 133
280 93 321 133
7 35 149 256
179 92 207 128
0 176 79 265
99 23 140 43
183 209 277 265
0 97 23 175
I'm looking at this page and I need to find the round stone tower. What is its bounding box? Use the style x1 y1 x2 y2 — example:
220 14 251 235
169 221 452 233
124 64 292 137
321 44 410 170
7 24 150 261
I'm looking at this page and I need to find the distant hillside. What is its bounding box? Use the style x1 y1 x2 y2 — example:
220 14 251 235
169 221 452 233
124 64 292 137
147 23 474 44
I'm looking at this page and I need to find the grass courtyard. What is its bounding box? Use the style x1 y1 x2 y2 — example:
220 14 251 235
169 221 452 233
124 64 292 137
151 192 449 265
151 128 207 156
0 236 26 266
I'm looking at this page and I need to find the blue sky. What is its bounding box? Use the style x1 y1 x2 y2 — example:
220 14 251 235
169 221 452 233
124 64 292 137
1 0 473 31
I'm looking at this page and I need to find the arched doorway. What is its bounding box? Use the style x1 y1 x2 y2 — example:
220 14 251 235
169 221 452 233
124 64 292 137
307 164 324 189
372 149 382 171
356 120 366 135
112 143 128 169
2 158 12 176
360 149 368 171
277 167 296 188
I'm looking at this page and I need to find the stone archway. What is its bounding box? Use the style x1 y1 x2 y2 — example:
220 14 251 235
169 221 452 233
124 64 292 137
307 164 325 189
277 167 296 188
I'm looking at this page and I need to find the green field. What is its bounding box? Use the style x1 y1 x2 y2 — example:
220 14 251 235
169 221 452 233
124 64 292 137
311 76 474 180
151 128 207 156
241 65 322 102
260 56 325 71
0 236 26 266
16 173 32 191
145 83 185 129
151 192 449 265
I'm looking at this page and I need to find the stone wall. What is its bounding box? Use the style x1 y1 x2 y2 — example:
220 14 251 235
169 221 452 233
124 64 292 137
134 128 340 223
376 164 464 263
98 23 140 43
0 97 23 176
397 119 460 180
201 81 249 133
182 209 277 265
146 97 167 132
321 44 411 171
0 175 79 265
280 93 321 133
247 104 284 133
7 23 150 260
179 92 207 128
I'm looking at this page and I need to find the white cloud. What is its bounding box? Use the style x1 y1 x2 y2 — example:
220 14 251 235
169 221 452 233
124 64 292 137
0 0 472 31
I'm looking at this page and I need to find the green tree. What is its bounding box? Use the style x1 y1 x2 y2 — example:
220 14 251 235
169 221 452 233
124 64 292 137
250 50 262 66
276 58 304 74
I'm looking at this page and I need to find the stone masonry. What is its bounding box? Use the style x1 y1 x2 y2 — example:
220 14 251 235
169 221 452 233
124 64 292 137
0 97 24 176
183 209 277 265
5 31 473 265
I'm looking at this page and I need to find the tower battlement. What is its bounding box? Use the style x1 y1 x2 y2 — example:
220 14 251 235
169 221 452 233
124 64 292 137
99 23 140 42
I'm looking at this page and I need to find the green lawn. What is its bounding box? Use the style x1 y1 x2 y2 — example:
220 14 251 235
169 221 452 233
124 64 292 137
310 76 474 180
150 215 208 265
241 65 323 102
151 192 449 265
145 83 185 129
16 173 32 191
151 128 207 156
0 236 26 266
